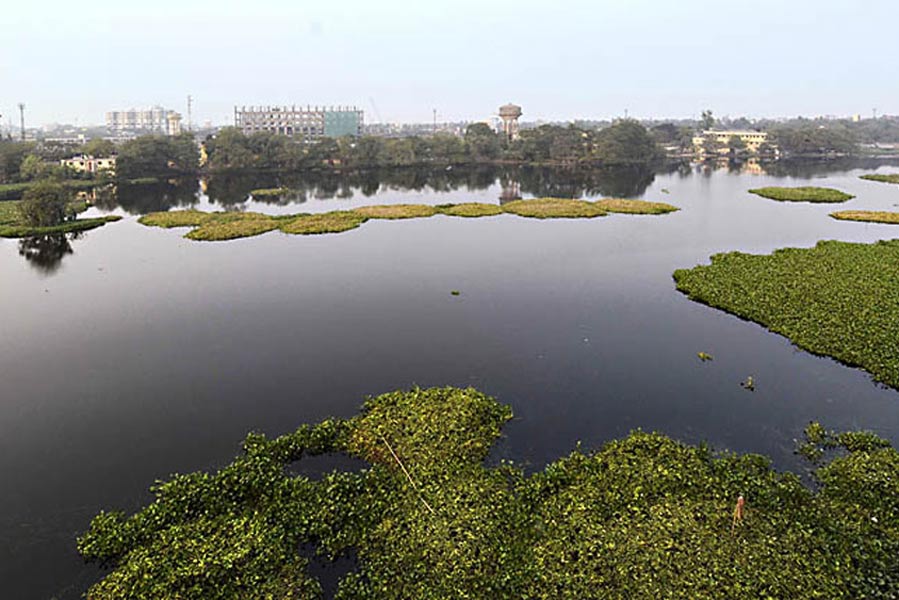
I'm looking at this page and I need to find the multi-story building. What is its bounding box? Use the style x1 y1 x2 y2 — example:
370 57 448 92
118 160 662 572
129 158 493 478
60 154 116 175
692 130 770 155
106 106 182 136
234 105 363 140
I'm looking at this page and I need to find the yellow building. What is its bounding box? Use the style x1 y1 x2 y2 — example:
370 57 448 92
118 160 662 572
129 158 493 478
61 155 116 175
692 130 770 155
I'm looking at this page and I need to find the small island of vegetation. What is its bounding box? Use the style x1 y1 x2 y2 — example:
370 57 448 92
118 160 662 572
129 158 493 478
0 180 120 238
747 186 854 203
138 198 678 241
674 239 899 389
78 386 899 599
830 210 899 225
860 173 899 185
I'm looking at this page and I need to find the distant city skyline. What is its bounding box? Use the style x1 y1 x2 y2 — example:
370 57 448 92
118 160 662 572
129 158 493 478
3 0 898 129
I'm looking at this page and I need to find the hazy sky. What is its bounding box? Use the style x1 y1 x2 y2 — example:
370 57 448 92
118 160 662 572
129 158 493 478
3 0 898 128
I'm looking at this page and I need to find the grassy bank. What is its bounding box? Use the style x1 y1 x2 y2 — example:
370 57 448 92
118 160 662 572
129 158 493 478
748 186 854 203
830 210 899 224
0 200 120 238
674 239 899 389
79 386 899 599
138 198 679 241
860 173 899 184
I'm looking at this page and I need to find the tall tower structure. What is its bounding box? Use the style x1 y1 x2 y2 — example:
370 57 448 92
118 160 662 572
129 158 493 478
18 103 25 141
498 103 522 142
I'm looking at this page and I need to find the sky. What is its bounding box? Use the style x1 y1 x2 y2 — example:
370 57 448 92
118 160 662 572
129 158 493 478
2 0 898 128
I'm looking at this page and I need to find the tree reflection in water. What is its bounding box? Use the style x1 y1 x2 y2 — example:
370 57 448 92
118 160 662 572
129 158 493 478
18 233 79 274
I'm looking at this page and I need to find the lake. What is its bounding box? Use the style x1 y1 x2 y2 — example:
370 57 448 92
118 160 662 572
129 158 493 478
3 159 899 599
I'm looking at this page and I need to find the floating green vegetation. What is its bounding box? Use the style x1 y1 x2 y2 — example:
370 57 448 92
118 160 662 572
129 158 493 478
0 199 120 238
595 198 680 214
748 186 854 203
502 198 607 219
138 197 678 241
860 173 899 185
280 211 366 235
674 239 899 389
137 209 214 229
436 202 504 217
251 187 291 198
353 204 438 220
450 290 461 296
186 212 282 241
830 210 899 225
79 386 899 599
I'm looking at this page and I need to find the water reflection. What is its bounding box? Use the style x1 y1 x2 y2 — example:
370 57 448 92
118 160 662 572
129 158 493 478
18 233 77 274
88 157 899 216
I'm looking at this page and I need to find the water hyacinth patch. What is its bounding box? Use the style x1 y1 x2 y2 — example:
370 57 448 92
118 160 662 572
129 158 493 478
674 239 899 389
79 386 899 599
748 187 854 203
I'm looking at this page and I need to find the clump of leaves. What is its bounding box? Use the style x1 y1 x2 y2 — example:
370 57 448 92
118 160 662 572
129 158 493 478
79 387 899 599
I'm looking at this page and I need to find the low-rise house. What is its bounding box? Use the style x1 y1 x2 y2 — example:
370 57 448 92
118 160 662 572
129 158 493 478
61 154 116 175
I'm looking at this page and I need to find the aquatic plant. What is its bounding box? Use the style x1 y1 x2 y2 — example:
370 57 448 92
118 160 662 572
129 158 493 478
353 204 438 220
137 209 214 229
748 187 854 203
78 387 899 599
830 210 899 224
860 173 899 185
436 203 504 217
186 212 282 241
674 239 899 389
137 196 678 242
279 211 367 235
501 198 607 219
595 198 679 214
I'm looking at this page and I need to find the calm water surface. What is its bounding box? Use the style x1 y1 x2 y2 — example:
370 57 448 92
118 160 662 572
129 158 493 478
3 161 899 598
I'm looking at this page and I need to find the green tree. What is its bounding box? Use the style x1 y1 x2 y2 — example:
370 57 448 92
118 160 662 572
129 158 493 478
116 134 199 179
19 154 53 181
81 138 116 157
464 123 501 161
700 109 715 131
18 180 72 226
593 120 662 166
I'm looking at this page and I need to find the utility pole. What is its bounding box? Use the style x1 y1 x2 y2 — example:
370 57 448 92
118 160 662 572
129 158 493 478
433 108 437 133
187 95 193 132
18 103 25 141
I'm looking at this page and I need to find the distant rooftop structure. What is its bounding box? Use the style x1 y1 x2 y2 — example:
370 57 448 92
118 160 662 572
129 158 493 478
234 105 363 140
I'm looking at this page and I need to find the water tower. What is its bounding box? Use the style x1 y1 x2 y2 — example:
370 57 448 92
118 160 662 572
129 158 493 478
498 103 522 141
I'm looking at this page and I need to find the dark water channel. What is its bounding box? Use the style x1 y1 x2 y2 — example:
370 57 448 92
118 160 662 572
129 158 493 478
3 160 899 598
